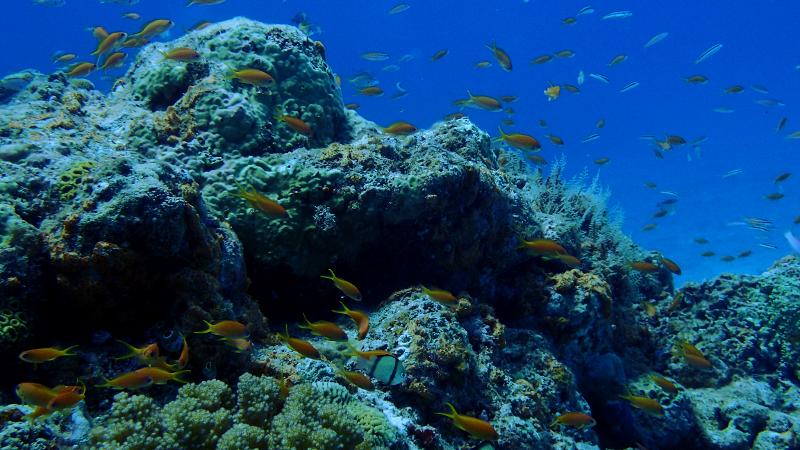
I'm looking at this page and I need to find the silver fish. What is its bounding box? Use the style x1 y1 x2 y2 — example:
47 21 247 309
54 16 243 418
713 107 735 113
644 32 669 48
751 85 769 94
589 73 610 83
582 133 600 143
695 43 723 64
602 10 633 20
577 70 585 85
619 81 640 93
722 168 744 178
577 5 594 15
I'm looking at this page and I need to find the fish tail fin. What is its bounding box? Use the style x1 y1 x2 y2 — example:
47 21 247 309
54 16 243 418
320 268 336 281
436 402 457 419
466 89 474 100
172 370 191 384
344 342 361 358
62 345 79 357
298 313 312 330
331 301 350 315
113 340 139 360
193 320 213 334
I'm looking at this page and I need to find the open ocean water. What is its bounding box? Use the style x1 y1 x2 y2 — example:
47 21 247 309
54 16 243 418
4 0 797 285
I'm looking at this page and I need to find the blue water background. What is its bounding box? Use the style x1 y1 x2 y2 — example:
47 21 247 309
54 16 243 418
2 0 798 286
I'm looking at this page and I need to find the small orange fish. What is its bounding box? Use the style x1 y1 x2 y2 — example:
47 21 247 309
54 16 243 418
321 269 362 301
486 41 512 71
497 126 541 151
161 47 200 61
544 85 561 101
274 112 312 136
660 256 681 275
332 302 369 340
358 86 384 96
194 320 249 339
643 302 657 317
299 314 348 341
131 19 174 40
47 384 86 410
630 261 659 273
16 383 59 408
114 340 160 366
465 91 502 111
19 345 78 364
277 325 321 359
684 353 713 369
650 374 678 394
235 185 288 218
53 53 77 64
96 371 155 390
422 286 457 304
340 369 374 390
384 121 417 135
554 254 581 268
437 402 499 441
122 37 149 48
134 367 190 385
91 31 127 57
517 239 567 256
25 406 53 421
222 337 252 352
176 337 189 369
228 68 275 86
346 344 393 360
88 26 109 41
189 20 213 31
550 412 596 429
67 62 96 77
620 395 664 416
100 52 127 71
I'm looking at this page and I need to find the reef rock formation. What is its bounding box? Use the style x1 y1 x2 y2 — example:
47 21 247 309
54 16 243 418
1 15 796 450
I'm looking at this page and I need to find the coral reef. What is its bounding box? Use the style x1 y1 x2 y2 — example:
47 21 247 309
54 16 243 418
0 14 797 450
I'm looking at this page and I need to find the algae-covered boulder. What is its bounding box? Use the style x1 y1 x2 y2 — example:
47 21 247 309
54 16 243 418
122 18 349 159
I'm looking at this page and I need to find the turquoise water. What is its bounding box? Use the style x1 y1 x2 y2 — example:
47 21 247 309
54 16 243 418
4 1 798 285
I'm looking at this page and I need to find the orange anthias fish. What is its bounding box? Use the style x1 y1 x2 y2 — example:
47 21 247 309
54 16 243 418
650 374 678 394
321 269 362 301
235 186 288 218
550 412 596 429
339 369 374 390
91 31 127 57
96 371 155 390
437 402 499 441
176 337 189 369
19 345 78 364
47 384 86 410
332 302 369 340
222 337 252 352
497 126 541 151
278 325 321 359
130 19 174 40
299 314 348 341
345 344 393 360
486 41 512 71
228 68 275 86
161 47 200 61
195 320 249 339
620 395 664 416
100 52 127 71
67 62 96 77
660 256 682 275
517 239 567 256
630 261 660 273
274 111 312 136
544 85 561 101
114 340 160 366
422 286 458 304
384 121 417 135
16 383 60 408
679 341 713 369
134 367 190 385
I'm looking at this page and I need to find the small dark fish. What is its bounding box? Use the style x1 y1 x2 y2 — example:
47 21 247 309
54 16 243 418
554 49 575 58
531 54 553 65
608 54 628 67
644 182 657 189
795 216 800 225
653 209 669 218
738 250 752 258
764 193 784 200
642 223 657 231
724 85 745 94
547 134 564 145
667 135 686 145
720 255 736 262
776 117 788 133
594 157 610 165
538 119 548 128
562 17 577 25
701 251 716 257
694 237 709 244
658 198 678 206
775 172 791 183
596 118 606 129
685 75 709 84
563 84 581 93
500 95 518 103
430 49 449 61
